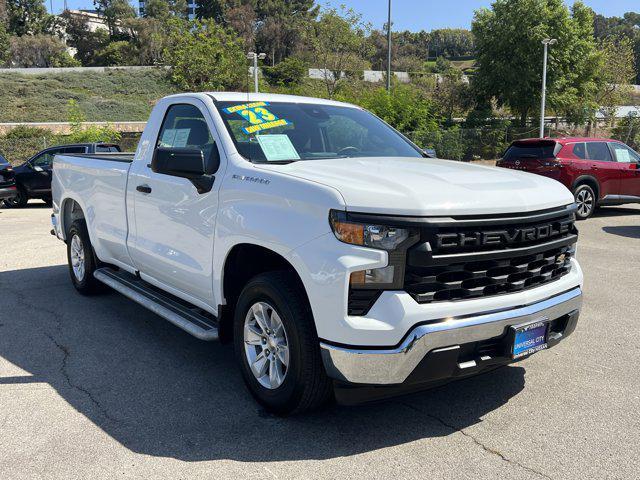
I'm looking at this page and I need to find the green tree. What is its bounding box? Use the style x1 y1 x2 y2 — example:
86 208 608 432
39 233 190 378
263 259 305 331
429 29 475 58
94 0 136 37
60 10 111 66
194 0 224 21
163 18 246 91
472 0 600 126
309 6 372 97
7 0 49 36
595 37 636 123
0 24 9 65
143 0 188 19
593 12 640 84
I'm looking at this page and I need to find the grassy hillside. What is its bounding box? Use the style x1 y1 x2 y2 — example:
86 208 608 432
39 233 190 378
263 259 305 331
0 69 180 123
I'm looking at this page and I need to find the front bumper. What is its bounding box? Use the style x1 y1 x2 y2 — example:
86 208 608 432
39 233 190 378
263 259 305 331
320 286 582 386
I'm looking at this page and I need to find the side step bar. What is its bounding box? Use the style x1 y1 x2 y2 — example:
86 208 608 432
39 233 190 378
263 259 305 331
94 268 219 341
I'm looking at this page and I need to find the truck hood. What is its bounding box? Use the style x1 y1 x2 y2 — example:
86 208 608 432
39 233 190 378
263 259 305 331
257 157 574 216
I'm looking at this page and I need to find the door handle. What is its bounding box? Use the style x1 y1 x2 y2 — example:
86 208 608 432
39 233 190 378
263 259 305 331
136 185 152 194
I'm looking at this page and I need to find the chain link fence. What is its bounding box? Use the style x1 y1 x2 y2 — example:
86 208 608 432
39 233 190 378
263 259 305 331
0 133 142 165
407 125 605 161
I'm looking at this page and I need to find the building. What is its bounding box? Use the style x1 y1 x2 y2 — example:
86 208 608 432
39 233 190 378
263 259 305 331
64 9 109 33
138 1 197 19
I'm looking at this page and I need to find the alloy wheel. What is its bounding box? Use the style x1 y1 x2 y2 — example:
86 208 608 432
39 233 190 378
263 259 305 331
243 301 290 390
70 234 86 282
576 188 594 217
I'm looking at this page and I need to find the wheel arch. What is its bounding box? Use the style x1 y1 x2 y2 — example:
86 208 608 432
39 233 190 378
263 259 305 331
60 197 87 241
572 175 600 200
218 243 310 343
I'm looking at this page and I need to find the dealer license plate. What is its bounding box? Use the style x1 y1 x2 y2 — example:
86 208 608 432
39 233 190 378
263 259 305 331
512 320 549 359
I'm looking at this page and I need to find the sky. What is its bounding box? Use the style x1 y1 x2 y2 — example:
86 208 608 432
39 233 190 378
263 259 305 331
48 1 639 31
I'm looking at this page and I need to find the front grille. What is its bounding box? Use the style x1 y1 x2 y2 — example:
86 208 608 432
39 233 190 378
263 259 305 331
405 244 573 303
404 206 578 304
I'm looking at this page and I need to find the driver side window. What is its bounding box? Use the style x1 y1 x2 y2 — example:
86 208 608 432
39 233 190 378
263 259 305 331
611 143 640 164
157 104 214 159
31 151 56 167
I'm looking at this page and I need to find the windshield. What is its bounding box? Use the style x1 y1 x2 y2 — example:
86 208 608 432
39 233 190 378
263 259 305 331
216 101 423 163
0 154 8 166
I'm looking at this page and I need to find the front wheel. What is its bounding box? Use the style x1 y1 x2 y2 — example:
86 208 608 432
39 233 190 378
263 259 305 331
574 184 596 220
233 272 332 415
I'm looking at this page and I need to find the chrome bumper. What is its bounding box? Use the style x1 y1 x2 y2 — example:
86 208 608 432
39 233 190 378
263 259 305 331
320 287 582 385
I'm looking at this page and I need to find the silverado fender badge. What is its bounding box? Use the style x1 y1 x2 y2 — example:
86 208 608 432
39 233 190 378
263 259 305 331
232 174 270 185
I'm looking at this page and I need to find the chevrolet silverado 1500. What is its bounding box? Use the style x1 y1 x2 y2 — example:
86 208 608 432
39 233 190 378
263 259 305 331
51 93 583 414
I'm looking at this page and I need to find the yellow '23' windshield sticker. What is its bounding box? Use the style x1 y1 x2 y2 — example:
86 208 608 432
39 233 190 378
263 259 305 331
222 102 291 135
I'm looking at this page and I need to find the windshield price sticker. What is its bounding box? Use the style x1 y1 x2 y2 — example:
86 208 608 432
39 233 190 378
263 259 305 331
223 102 291 135
256 134 301 161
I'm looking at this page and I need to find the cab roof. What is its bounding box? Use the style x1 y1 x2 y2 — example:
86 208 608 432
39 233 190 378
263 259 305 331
168 91 361 109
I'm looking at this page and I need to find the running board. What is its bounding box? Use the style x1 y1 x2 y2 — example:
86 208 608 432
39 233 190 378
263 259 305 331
93 268 219 341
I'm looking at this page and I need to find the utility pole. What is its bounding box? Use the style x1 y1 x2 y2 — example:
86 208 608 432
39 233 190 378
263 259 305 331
540 38 557 138
247 52 266 93
386 0 392 92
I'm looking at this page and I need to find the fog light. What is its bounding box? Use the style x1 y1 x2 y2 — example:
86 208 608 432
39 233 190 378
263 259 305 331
350 266 395 287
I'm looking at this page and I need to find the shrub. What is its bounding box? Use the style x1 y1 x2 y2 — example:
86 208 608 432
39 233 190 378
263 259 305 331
352 84 440 135
8 34 80 68
263 57 307 87
611 115 640 150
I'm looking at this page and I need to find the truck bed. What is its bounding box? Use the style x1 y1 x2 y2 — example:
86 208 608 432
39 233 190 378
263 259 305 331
64 152 135 163
52 153 135 269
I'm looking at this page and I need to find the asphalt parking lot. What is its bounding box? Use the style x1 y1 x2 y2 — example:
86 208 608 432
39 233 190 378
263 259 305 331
1 202 639 479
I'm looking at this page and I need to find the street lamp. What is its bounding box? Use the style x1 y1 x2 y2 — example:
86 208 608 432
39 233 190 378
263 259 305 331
386 0 392 92
539 38 557 138
247 52 267 93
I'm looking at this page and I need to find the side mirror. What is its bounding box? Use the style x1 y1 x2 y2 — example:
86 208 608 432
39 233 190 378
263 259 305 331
423 148 437 158
32 165 44 172
151 147 218 194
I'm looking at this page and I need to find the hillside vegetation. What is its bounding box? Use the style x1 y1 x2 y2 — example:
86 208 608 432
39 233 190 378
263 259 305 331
0 69 179 123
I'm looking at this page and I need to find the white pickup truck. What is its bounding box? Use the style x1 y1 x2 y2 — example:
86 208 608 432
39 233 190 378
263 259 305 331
52 93 583 414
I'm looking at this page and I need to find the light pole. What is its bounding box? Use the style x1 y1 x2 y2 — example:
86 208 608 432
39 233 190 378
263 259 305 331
386 0 392 92
247 52 267 93
539 38 557 138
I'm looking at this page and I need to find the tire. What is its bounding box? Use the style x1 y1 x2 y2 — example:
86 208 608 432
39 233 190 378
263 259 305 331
233 271 332 415
66 219 105 295
574 184 596 220
3 185 28 208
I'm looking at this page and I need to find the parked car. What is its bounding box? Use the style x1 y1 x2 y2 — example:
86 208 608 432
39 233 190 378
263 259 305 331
0 153 17 203
496 137 640 219
3 143 121 208
52 93 583 414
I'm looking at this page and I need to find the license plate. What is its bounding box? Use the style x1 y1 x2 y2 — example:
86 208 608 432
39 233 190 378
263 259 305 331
511 320 549 359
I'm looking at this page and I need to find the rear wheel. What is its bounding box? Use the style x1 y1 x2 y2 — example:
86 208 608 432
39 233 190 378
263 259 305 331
66 220 105 295
3 186 28 208
574 184 596 220
233 271 332 415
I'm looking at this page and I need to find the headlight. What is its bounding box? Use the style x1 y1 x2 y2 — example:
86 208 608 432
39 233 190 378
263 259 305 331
329 210 414 251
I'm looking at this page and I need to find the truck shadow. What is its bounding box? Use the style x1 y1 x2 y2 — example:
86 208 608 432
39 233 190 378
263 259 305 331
602 226 640 239
593 206 640 218
0 265 525 462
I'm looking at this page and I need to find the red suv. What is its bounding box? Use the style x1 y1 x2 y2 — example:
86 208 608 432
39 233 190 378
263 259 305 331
497 138 640 219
